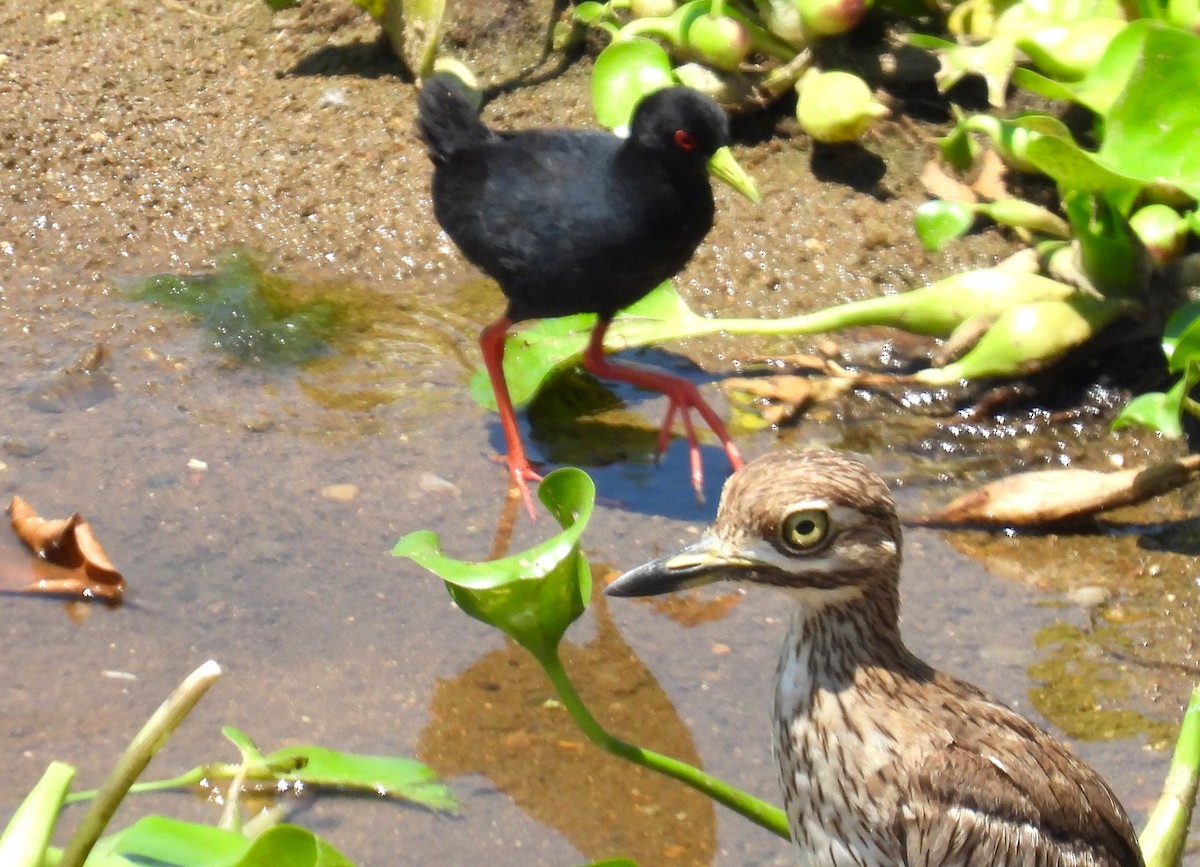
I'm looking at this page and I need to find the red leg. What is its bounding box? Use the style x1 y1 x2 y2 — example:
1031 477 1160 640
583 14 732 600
580 318 743 497
480 316 542 519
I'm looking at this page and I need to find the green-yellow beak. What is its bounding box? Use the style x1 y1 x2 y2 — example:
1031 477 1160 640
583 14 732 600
708 145 761 205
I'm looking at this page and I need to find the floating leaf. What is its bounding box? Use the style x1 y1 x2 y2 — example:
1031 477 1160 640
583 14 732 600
394 468 595 658
248 742 458 813
6 496 125 604
467 282 715 411
914 454 1200 526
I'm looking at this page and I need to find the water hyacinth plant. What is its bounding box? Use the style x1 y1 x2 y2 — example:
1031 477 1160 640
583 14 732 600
916 17 1200 435
393 469 791 840
571 0 888 141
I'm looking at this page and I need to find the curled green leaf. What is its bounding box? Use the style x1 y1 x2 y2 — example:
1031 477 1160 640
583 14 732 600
393 468 595 658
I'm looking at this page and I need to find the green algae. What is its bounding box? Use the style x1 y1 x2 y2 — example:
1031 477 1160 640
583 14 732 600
1030 620 1177 747
132 251 347 366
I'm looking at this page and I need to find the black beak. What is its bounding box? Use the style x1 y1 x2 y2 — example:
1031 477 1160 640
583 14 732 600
605 535 754 598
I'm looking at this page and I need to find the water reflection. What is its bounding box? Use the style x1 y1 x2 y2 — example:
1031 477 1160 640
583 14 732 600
416 581 718 867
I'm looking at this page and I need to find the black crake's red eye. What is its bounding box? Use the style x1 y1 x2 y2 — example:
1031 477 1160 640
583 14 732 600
674 129 697 151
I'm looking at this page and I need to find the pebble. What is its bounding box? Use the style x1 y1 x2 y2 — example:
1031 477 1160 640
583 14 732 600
418 472 459 496
321 483 358 502
1068 585 1111 610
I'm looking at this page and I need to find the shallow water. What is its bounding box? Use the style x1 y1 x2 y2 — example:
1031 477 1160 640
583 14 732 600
1 1 1197 864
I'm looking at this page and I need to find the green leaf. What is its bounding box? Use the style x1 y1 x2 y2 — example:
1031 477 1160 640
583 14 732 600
0 761 74 867
1022 135 1140 194
1162 301 1200 371
1113 387 1186 438
591 37 676 132
915 293 1131 385
1018 23 1200 200
467 270 1092 412
254 744 458 813
572 1 611 24
1097 22 1200 200
393 468 596 659
379 0 446 79
467 282 714 411
914 200 977 252
93 818 352 867
1063 190 1142 298
1011 17 1147 114
73 732 456 814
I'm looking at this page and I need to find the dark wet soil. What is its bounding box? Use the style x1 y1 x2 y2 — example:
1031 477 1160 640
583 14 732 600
1 0 1197 864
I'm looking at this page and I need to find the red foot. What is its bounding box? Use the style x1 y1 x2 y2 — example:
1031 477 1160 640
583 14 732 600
489 452 544 519
582 319 742 500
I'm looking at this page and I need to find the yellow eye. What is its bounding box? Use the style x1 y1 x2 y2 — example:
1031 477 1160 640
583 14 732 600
781 509 830 552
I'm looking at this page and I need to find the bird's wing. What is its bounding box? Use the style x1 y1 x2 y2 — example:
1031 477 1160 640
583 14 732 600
896 682 1144 867
440 132 620 276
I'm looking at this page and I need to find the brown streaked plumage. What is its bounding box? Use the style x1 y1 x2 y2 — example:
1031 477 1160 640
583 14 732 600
607 450 1144 867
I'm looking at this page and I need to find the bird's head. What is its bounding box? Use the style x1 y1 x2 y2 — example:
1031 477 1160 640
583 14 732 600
606 450 901 607
628 87 760 204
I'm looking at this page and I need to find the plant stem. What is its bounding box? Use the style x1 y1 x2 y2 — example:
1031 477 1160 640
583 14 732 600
1140 686 1200 867
536 648 790 840
57 660 223 867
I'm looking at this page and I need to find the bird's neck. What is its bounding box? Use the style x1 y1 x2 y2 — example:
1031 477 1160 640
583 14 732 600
775 584 921 720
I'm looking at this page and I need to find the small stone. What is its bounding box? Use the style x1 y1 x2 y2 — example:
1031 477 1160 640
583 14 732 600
186 458 208 471
3 437 47 458
1068 585 1111 610
321 483 358 502
417 472 459 496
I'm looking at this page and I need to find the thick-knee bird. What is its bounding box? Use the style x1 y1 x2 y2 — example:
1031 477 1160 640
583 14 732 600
608 450 1144 867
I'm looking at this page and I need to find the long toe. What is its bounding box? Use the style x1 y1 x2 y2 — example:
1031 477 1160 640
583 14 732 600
510 460 543 520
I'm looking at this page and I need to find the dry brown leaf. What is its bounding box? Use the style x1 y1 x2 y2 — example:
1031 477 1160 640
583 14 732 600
725 374 857 425
6 495 125 604
725 374 817 403
919 159 978 204
913 455 1200 527
971 149 1010 201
